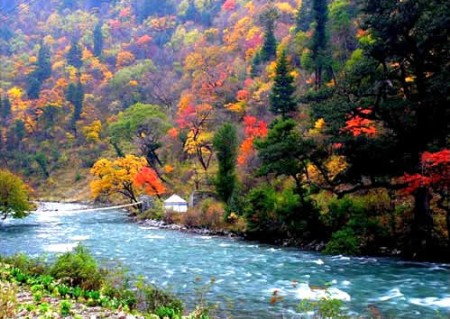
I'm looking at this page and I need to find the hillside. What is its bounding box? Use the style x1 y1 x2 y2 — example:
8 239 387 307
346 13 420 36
0 0 449 260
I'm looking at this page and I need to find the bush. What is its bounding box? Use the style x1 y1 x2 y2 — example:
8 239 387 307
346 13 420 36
60 300 72 317
135 278 183 314
298 298 348 318
0 254 46 276
50 245 103 290
138 200 165 221
324 228 360 255
155 306 181 319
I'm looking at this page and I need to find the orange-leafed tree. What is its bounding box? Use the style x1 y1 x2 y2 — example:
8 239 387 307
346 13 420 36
134 167 165 199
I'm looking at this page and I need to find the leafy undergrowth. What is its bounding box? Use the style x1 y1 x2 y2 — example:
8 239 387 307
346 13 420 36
0 245 211 319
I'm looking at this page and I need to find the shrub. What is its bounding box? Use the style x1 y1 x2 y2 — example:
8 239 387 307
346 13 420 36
50 245 103 290
135 278 183 314
0 281 17 319
298 298 348 318
60 300 72 317
163 211 184 225
138 200 165 221
0 254 46 276
155 306 181 319
324 228 360 255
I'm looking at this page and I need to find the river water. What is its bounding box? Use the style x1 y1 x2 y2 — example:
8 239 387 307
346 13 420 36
0 203 449 318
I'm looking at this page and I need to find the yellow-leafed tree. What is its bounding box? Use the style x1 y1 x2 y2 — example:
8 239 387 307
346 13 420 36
90 155 146 203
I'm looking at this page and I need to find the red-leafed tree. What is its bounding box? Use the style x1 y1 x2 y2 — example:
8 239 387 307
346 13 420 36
237 115 268 166
134 167 165 199
402 149 450 247
341 108 377 137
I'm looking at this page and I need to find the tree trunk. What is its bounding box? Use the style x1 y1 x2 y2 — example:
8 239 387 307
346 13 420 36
409 187 433 259
446 210 450 252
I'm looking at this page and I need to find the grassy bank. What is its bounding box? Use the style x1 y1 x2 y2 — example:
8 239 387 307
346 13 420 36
0 245 211 319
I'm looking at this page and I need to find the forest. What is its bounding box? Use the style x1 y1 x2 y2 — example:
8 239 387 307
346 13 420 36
0 0 449 262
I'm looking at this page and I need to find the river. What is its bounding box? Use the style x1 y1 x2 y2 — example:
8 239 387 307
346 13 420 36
0 202 449 318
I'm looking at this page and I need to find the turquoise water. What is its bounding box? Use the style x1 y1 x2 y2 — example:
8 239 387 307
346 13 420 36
1 203 449 318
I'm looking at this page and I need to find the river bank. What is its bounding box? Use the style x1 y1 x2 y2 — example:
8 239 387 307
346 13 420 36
34 200 424 261
136 218 407 260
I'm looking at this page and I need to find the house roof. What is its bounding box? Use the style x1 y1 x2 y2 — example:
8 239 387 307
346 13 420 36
164 194 187 204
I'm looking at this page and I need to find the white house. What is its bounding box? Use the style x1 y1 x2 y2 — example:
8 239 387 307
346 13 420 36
164 194 188 213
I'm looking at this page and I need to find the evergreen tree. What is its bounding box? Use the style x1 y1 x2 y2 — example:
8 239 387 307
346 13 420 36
295 0 313 32
250 51 262 78
66 81 84 130
311 0 329 89
67 38 83 68
93 23 103 57
26 76 42 99
184 0 200 22
36 42 52 81
213 123 238 204
269 50 297 118
0 96 11 119
26 42 52 99
259 8 278 62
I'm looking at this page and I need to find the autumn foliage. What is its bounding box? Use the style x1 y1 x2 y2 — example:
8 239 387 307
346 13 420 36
134 167 165 198
90 155 146 202
237 115 268 166
402 149 450 194
341 108 377 137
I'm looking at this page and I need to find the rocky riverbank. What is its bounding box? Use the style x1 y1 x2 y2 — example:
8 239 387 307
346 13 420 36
138 219 241 238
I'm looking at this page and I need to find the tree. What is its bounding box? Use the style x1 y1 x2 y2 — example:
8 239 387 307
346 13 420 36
307 0 450 259
269 50 297 118
0 97 11 119
108 103 171 178
255 119 316 192
259 8 277 62
66 81 84 130
213 123 238 204
134 167 165 199
0 169 33 219
36 42 52 82
90 155 147 203
67 38 83 69
310 0 329 89
26 42 52 99
93 22 103 57
355 0 449 259
295 0 313 32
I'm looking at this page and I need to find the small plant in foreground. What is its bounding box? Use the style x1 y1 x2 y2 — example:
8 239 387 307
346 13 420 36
298 298 348 318
60 300 72 316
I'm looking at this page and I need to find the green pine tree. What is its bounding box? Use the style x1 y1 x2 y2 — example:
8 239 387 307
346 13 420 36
0 96 11 119
67 38 83 69
295 0 313 32
260 8 278 62
311 0 329 89
213 123 238 204
93 23 103 57
269 50 297 119
26 42 52 99
36 42 51 81
66 81 84 130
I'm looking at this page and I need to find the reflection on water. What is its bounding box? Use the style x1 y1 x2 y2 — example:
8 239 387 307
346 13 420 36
1 202 449 318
